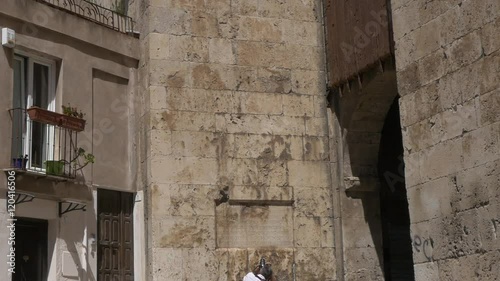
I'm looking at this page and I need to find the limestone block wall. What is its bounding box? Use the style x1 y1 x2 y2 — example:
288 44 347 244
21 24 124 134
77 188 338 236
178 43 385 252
392 0 500 279
140 0 335 280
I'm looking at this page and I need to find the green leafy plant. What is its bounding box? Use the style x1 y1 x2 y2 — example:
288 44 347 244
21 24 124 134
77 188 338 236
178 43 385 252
62 104 85 119
69 147 95 171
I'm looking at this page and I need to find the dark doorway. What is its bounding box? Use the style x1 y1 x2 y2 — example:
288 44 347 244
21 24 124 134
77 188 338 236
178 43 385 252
378 97 415 281
13 218 48 281
97 189 134 281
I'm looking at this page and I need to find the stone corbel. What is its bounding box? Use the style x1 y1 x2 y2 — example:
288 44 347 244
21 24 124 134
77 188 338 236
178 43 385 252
344 176 380 192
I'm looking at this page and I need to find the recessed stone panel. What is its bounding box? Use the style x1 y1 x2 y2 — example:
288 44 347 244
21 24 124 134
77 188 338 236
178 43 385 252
216 205 293 248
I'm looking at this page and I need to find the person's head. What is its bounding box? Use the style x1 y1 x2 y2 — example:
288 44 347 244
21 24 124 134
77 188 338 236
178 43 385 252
259 264 273 280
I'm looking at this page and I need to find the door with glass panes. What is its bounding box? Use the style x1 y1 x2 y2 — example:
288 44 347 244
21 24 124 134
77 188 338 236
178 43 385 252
12 54 56 171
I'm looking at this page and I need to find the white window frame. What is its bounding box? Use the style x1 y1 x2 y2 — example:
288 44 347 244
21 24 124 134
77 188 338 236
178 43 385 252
14 52 57 171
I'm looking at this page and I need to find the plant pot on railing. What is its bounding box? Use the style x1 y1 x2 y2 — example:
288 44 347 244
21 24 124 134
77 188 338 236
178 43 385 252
27 106 62 127
59 115 86 132
45 160 65 176
27 106 86 132
12 155 28 170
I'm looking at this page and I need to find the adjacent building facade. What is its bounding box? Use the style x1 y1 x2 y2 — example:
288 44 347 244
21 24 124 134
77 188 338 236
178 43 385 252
0 0 142 280
0 0 499 280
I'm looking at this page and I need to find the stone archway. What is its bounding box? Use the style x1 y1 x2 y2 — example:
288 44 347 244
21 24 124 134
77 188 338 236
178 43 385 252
330 59 414 280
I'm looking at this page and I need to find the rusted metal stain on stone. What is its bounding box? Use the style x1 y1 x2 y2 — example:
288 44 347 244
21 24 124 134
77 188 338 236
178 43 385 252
325 0 392 86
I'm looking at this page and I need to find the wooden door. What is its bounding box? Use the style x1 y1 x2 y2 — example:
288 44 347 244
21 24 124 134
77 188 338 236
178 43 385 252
97 189 134 281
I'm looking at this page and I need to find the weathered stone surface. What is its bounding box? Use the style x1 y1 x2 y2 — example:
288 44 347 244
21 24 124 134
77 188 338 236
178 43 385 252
215 114 305 135
395 1 500 280
151 248 184 280
291 70 326 95
229 185 293 201
168 35 209 63
150 129 172 156
480 17 500 56
461 122 500 169
282 94 314 117
288 161 330 187
151 110 216 132
144 0 336 281
407 177 452 223
149 33 170 60
303 136 329 161
151 157 218 184
216 205 294 248
183 248 219 280
419 138 463 181
414 262 440 281
150 184 218 217
343 247 384 281
294 216 322 248
171 131 220 158
218 157 259 186
295 248 336 281
152 216 216 248
305 117 329 136
191 10 219 37
294 186 333 217
239 92 283 115
342 216 381 248
208 38 235 64
149 60 193 88
237 17 283 43
479 89 500 126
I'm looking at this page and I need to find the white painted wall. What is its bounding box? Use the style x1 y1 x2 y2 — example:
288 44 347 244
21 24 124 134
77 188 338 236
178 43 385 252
134 191 145 280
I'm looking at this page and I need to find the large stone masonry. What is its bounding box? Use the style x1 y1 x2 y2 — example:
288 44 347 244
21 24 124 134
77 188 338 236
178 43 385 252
140 0 336 280
393 0 500 280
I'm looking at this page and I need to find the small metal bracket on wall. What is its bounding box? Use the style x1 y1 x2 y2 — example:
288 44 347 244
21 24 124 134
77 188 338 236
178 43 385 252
15 193 35 205
5 193 35 209
59 202 86 217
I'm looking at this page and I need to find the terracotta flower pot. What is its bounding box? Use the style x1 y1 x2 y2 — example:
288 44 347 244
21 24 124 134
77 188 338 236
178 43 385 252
27 106 86 132
59 115 86 132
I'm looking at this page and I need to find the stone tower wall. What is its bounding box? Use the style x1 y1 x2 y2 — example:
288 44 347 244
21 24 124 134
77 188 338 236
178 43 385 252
392 0 500 279
140 0 336 280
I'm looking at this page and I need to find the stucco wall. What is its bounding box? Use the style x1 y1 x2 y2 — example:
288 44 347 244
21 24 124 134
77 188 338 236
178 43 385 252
393 0 500 279
0 0 139 191
141 0 336 280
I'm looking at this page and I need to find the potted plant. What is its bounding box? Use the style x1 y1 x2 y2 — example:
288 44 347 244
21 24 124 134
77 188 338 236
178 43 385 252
60 104 86 132
27 106 62 127
45 148 95 177
12 155 28 170
45 160 65 176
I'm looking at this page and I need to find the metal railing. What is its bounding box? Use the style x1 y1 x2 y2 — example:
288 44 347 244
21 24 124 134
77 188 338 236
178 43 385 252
9 108 81 179
35 0 135 35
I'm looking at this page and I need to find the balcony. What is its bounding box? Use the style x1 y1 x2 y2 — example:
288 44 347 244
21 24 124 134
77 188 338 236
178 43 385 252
8 107 92 180
34 0 136 35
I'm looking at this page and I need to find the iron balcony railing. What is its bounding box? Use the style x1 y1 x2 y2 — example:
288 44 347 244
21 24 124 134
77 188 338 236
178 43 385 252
35 0 135 35
9 108 82 179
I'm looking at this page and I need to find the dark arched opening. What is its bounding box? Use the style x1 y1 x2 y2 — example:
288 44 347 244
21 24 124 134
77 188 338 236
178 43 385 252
378 97 415 280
